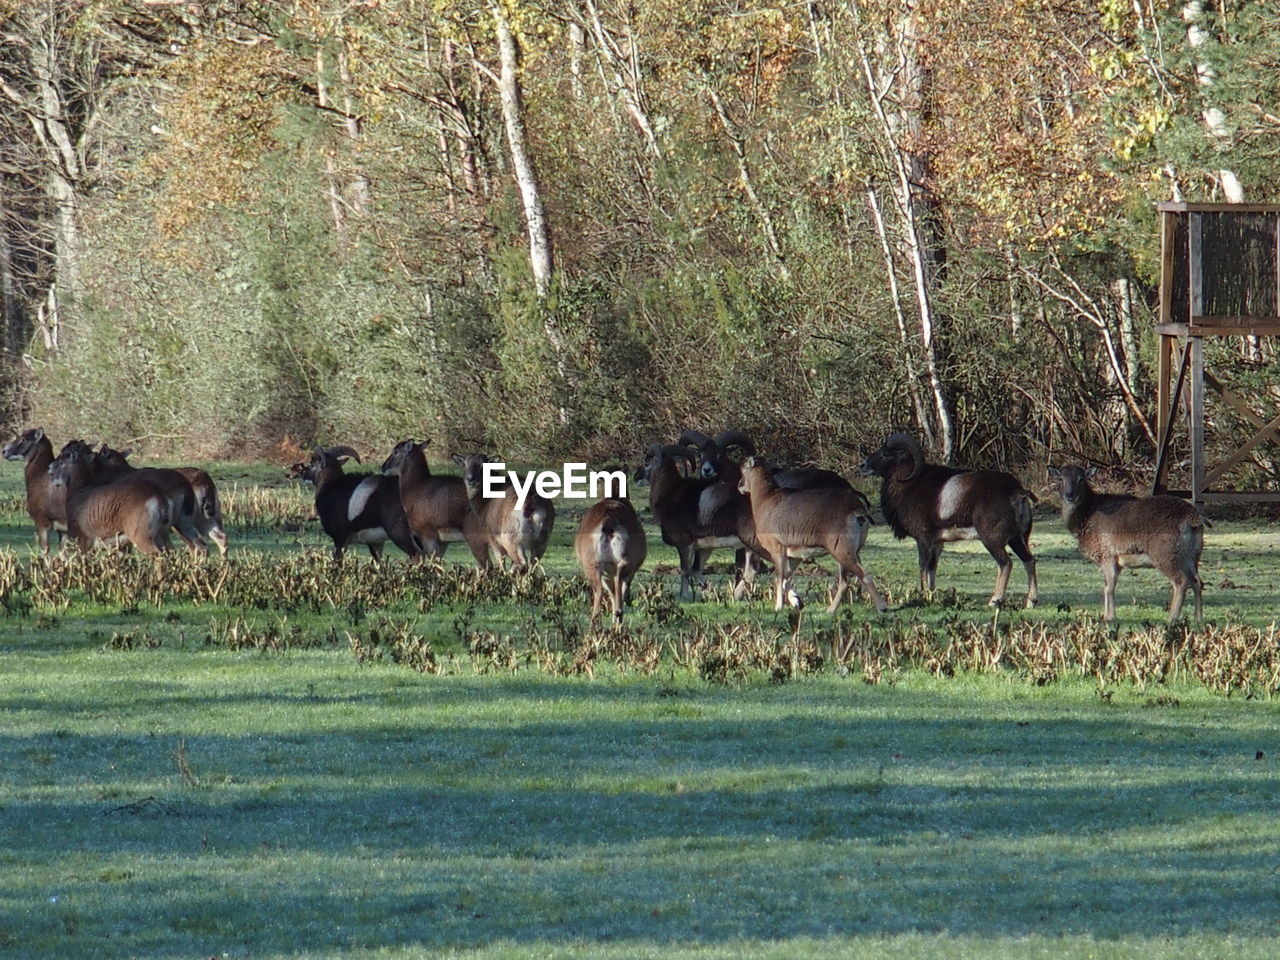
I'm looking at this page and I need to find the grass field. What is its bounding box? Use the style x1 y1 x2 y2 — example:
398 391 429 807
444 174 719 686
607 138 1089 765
2 458 1279 959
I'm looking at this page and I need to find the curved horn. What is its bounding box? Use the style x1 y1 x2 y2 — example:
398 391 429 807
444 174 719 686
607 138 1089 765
713 429 756 455
324 445 362 462
883 433 925 480
676 429 714 451
659 443 697 467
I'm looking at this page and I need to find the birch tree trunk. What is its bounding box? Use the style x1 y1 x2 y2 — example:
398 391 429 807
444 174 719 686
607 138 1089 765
1183 0 1243 201
581 0 662 159
490 0 555 298
866 186 932 445
336 40 371 216
852 2 954 459
315 47 349 235
706 87 789 282
27 7 86 347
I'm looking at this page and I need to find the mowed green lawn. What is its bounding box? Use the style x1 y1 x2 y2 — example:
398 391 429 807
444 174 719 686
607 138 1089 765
2 459 1279 959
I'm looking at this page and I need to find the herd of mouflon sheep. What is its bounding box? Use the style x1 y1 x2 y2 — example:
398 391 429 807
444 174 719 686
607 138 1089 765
4 426 1208 626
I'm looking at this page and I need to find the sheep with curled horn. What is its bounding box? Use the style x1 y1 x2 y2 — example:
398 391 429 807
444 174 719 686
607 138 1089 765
634 442 745 601
861 433 1038 608
1048 464 1207 624
299 445 421 561
674 429 767 599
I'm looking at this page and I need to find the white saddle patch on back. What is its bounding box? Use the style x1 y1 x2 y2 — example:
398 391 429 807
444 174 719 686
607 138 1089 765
348 477 381 522
937 475 970 525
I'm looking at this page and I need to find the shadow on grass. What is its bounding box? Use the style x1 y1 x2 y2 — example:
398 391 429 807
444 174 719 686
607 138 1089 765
2 678 1278 956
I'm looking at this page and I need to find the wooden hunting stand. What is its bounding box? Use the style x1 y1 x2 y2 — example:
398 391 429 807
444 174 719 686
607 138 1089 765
1153 202 1280 504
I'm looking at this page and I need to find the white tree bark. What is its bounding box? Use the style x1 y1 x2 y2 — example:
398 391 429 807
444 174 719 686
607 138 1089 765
490 0 555 297
581 0 662 159
852 3 954 458
867 186 933 446
20 5 89 349
1183 0 1244 201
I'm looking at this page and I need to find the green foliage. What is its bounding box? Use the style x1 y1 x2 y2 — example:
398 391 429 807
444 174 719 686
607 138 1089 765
14 0 1280 476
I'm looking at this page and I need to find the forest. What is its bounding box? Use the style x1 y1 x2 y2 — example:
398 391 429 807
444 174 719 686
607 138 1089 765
3 0 1280 479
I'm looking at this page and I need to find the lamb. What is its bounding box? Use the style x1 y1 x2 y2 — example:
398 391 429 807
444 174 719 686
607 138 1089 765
453 453 555 569
381 439 469 558
1048 465 1206 623
575 497 647 624
738 456 885 613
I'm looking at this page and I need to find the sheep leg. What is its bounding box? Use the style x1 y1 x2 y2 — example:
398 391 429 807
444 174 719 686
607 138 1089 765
827 566 849 613
917 541 942 595
589 574 603 622
1010 534 1038 608
677 544 696 601
205 524 228 557
465 536 491 571
1101 556 1120 621
831 539 886 613
1167 574 1188 625
367 541 384 563
773 555 792 611
982 542 1013 606
611 568 626 625
853 564 887 613
731 549 756 602
774 556 803 611
693 548 712 589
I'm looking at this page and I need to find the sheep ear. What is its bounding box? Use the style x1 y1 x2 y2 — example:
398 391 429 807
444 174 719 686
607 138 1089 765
1047 466 1061 480
32 427 44 441
449 453 465 465
1085 466 1099 479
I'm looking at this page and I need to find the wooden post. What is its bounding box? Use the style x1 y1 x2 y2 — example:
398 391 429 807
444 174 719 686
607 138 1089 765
1155 334 1172 479
1153 202 1280 503
1190 337 1205 504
